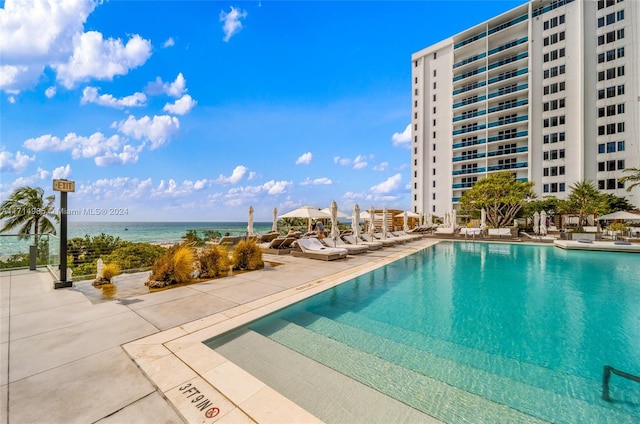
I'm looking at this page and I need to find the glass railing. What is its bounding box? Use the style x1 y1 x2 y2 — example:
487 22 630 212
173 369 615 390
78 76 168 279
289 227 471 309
488 83 528 99
488 36 528 56
488 14 528 36
454 31 487 49
487 146 528 157
533 0 575 17
487 68 528 85
487 161 528 171
488 52 528 70
453 81 487 96
453 66 486 82
452 152 487 162
453 109 486 122
453 167 486 175
452 183 476 189
453 52 487 69
453 138 487 149
488 99 528 114
0 234 55 270
453 95 486 109
488 114 528 128
453 123 487 136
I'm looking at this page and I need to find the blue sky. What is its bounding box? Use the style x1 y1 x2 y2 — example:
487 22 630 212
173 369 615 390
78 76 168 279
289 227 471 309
1 0 527 222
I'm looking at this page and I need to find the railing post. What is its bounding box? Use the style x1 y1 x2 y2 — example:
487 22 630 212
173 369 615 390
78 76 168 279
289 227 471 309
602 365 612 402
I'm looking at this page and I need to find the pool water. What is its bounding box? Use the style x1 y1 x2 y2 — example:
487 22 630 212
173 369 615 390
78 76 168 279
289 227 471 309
208 242 640 423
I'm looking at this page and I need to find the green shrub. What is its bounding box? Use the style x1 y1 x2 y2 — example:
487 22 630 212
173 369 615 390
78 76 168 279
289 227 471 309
231 239 264 271
198 245 231 278
104 242 167 271
147 244 195 288
93 263 121 286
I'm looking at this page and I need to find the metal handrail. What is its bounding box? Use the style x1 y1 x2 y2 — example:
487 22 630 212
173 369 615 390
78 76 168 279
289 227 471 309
602 365 640 401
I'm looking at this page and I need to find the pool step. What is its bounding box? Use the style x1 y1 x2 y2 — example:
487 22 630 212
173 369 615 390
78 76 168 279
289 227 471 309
255 317 547 424
259 313 638 424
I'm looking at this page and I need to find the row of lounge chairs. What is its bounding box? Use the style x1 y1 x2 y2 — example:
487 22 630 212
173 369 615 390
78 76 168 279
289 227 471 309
259 230 424 260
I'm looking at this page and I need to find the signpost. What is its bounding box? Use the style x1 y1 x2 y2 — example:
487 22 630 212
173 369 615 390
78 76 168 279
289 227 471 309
53 179 74 289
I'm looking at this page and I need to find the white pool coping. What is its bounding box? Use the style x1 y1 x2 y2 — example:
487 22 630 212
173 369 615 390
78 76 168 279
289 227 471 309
123 240 440 423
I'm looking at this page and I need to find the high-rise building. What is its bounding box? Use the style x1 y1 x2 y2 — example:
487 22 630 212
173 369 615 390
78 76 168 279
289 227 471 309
411 0 639 216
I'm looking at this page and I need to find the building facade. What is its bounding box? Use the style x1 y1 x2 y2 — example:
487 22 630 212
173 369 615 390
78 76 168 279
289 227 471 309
411 0 639 216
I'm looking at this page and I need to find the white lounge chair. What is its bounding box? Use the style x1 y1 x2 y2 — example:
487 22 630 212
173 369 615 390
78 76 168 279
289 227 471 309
363 233 396 246
323 237 369 254
291 237 348 261
342 234 383 250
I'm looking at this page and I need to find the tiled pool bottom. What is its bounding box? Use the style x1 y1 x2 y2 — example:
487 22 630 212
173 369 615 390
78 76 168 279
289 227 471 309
123 240 438 423
205 242 640 423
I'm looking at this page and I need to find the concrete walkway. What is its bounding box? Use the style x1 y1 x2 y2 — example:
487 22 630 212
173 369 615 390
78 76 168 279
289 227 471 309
1 238 438 424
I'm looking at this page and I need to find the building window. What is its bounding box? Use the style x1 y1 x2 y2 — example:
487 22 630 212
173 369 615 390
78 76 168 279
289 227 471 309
559 183 565 192
617 140 625 151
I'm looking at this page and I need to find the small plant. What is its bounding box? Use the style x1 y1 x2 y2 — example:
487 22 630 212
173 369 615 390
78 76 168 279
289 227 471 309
199 245 231 278
608 223 627 232
231 239 264 271
93 263 120 286
147 244 196 288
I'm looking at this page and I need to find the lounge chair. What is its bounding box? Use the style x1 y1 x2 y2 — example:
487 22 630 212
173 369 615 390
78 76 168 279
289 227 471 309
342 234 383 250
362 233 396 247
258 232 280 243
487 228 512 238
260 236 297 255
434 226 455 235
322 237 369 254
291 237 348 261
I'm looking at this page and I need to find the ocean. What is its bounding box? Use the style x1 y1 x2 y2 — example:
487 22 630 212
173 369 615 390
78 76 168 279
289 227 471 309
1 221 275 259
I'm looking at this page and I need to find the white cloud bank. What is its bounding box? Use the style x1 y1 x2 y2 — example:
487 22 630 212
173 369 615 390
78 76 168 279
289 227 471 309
163 94 197 115
81 86 147 109
146 73 187 98
0 0 152 93
220 7 247 42
370 173 402 194
295 152 312 165
0 150 35 173
116 115 180 150
391 124 411 148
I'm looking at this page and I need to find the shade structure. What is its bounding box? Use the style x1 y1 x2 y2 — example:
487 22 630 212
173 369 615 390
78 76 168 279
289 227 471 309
279 206 330 232
247 206 254 236
321 207 350 219
394 211 420 218
426 213 433 227
329 200 340 246
480 208 487 231
403 211 409 232
382 207 389 239
597 211 640 221
368 205 376 236
271 208 278 233
351 204 361 242
533 211 540 234
540 210 548 236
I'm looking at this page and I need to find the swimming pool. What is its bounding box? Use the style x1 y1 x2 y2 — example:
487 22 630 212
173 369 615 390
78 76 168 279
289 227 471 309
207 242 640 423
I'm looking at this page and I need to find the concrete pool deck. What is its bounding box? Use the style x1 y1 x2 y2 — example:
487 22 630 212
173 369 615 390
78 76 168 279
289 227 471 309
1 238 440 424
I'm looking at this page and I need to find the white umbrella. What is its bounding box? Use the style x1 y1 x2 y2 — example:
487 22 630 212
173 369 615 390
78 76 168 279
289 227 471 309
394 211 420 218
329 200 340 246
540 210 548 236
403 211 409 232
426 213 433 227
533 211 540 234
279 205 330 232
382 207 389 239
271 208 278 233
597 211 640 221
321 207 350 219
352 204 361 243
247 206 254 236
480 208 487 231
451 209 457 229
368 205 376 236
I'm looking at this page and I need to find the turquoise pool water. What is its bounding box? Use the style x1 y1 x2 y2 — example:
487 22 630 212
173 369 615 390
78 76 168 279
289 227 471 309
209 242 640 423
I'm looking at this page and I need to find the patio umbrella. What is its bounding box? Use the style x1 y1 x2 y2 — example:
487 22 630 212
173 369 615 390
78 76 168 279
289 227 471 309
480 208 487 231
352 204 361 243
533 211 540 234
271 208 278 233
403 211 409 232
279 206 330 232
321 207 350 219
247 206 254 236
597 211 640 221
426 213 433 227
382 207 389 239
368 205 376 236
328 200 340 247
451 209 457 229
540 210 548 236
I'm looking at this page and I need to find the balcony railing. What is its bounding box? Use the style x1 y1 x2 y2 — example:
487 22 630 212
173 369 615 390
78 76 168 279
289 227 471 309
453 81 486 96
488 130 528 143
488 83 528 99
488 52 528 70
453 110 486 123
488 36 528 56
454 31 487 50
488 99 528 114
487 146 528 157
452 152 487 162
453 167 486 176
453 66 486 83
453 52 486 69
452 138 487 149
487 161 528 171
453 95 486 109
453 123 487 136
488 115 528 128
488 14 527 36
487 68 528 85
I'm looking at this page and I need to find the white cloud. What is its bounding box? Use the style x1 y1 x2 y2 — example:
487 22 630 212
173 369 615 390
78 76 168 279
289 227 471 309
146 73 187 98
370 173 402 194
163 37 175 48
0 0 97 92
215 165 248 184
333 156 352 166
353 155 368 170
295 152 312 165
163 94 197 115
7 95 16 104
45 86 56 98
54 32 152 88
116 115 180 150
24 132 124 158
220 7 247 42
392 124 411 148
0 150 34 173
52 164 71 179
81 86 147 109
373 162 389 172
94 144 142 166
263 180 291 195
300 177 333 186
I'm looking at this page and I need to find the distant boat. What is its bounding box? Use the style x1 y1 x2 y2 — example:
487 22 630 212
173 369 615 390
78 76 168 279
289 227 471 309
124 228 128 231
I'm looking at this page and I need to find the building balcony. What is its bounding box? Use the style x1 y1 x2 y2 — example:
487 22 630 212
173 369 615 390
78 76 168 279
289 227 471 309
487 36 528 56
453 52 487 70
487 99 528 114
452 123 487 136
453 109 486 123
452 138 487 149
487 161 528 171
488 114 528 128
452 152 487 162
453 167 486 176
487 68 528 85
452 81 486 97
453 66 486 83
453 94 486 109
454 31 487 50
487 130 528 143
452 182 476 189
487 14 527 37
487 146 528 157
488 52 528 71
488 83 528 99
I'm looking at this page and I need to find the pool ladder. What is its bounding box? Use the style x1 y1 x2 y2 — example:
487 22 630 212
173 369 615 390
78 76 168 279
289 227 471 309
602 365 640 401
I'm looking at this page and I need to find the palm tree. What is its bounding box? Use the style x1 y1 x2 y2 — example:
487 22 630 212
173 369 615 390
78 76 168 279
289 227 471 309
619 167 640 192
564 180 603 232
0 186 59 244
